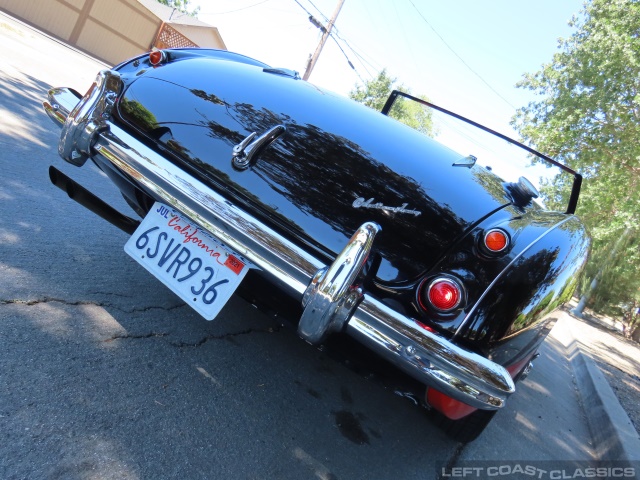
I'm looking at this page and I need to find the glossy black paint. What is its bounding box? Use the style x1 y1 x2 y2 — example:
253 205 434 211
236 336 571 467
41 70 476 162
463 215 590 360
114 54 517 283
104 49 590 364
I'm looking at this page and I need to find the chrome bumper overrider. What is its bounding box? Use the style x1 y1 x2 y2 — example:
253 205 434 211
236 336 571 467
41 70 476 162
44 70 515 410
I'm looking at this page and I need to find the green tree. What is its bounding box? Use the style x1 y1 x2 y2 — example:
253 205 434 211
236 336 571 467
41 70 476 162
120 99 158 131
512 0 640 333
349 70 434 136
156 0 200 17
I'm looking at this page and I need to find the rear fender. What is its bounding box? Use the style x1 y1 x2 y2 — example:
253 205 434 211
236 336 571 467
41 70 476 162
457 215 590 360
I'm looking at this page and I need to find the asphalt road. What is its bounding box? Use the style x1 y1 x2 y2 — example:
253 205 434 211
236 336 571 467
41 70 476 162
0 12 597 480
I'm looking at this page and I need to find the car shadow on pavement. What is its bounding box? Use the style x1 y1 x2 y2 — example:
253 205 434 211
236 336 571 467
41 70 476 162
460 323 596 462
0 71 60 149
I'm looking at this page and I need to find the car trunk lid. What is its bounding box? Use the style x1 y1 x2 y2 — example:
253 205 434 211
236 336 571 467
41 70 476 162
116 56 513 282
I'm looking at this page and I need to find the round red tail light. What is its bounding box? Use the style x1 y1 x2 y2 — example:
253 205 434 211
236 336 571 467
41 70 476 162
484 229 509 253
149 50 166 66
424 278 462 311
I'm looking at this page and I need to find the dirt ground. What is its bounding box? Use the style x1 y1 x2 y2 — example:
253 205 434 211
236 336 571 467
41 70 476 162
565 303 640 433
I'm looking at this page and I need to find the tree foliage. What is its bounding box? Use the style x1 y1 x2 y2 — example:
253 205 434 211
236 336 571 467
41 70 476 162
155 0 200 17
349 70 434 136
512 0 640 326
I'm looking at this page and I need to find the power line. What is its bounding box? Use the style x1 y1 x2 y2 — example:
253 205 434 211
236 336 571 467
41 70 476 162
292 0 317 19
331 27 381 74
392 0 421 82
305 0 330 22
328 33 366 83
407 0 517 110
291 0 370 82
302 0 345 80
333 36 375 79
344 45 374 79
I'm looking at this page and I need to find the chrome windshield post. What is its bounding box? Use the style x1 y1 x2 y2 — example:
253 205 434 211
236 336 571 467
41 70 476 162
298 222 381 344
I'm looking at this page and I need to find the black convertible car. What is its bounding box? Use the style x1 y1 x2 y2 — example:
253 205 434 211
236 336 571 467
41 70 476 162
44 48 590 442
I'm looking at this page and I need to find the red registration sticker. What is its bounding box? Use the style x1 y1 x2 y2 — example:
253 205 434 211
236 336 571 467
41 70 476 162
224 254 245 275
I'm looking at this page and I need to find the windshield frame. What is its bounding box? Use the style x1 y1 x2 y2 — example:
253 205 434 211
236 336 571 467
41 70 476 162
380 90 583 215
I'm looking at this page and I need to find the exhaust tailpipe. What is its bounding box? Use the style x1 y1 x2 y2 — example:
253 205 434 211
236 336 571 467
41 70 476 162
49 166 140 235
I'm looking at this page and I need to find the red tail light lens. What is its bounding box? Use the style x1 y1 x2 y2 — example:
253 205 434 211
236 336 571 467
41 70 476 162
424 278 462 311
484 229 509 253
149 50 166 66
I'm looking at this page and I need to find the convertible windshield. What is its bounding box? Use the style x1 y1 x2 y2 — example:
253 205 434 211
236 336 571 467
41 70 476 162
382 91 582 214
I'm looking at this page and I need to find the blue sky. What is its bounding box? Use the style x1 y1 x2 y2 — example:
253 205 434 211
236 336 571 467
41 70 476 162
197 0 584 136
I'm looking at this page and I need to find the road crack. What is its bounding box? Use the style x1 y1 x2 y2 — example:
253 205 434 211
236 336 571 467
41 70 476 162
101 326 280 346
3 298 282 347
0 297 187 314
1 297 105 307
104 332 168 342
169 326 281 348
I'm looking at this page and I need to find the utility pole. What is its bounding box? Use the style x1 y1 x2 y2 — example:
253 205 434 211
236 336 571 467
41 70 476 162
302 0 345 81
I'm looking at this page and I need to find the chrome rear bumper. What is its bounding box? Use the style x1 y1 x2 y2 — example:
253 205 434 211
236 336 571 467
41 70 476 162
44 70 515 410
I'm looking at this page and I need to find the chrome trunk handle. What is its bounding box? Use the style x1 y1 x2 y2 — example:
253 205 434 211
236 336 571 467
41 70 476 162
231 125 286 170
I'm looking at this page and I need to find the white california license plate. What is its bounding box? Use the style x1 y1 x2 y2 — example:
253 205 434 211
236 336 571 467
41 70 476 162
125 202 250 320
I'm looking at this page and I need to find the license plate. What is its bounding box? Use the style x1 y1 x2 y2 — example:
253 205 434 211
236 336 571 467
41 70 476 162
125 202 250 320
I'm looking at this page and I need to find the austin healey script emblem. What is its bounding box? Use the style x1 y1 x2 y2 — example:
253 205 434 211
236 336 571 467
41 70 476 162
352 197 422 216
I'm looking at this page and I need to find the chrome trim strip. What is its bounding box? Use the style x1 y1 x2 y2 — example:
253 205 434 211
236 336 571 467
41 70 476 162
46 76 515 410
348 299 514 409
98 124 322 299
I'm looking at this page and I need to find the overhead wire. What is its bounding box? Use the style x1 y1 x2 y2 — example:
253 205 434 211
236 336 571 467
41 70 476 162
305 0 330 22
330 26 380 77
291 0 369 83
204 0 519 104
291 0 318 19
407 0 517 110
391 1 423 86
328 33 366 83
341 43 375 79
329 34 374 78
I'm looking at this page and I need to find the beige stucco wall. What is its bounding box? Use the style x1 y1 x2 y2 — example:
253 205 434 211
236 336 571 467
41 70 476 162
77 0 159 65
0 0 81 40
0 0 229 65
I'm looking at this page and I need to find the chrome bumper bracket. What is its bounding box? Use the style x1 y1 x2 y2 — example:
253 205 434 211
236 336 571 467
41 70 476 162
298 222 380 344
57 70 121 166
